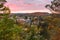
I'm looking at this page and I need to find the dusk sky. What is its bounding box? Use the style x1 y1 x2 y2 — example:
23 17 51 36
5 0 53 13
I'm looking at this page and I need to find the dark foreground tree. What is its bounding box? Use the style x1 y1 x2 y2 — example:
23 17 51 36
45 0 60 13
0 0 10 14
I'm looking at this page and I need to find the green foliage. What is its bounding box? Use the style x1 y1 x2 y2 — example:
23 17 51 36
0 14 60 40
0 14 22 40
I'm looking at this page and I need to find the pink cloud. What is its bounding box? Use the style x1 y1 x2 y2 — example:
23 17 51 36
4 0 51 13
5 3 21 11
5 3 44 10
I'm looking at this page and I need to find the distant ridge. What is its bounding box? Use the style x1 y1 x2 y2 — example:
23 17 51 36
27 12 49 16
10 12 50 16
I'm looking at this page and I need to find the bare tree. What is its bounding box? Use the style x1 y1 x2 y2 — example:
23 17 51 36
0 0 10 14
45 0 60 13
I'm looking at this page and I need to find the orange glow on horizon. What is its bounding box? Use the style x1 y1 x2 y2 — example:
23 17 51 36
11 10 51 13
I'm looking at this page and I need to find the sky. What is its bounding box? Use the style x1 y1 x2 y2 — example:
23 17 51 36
5 0 53 13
